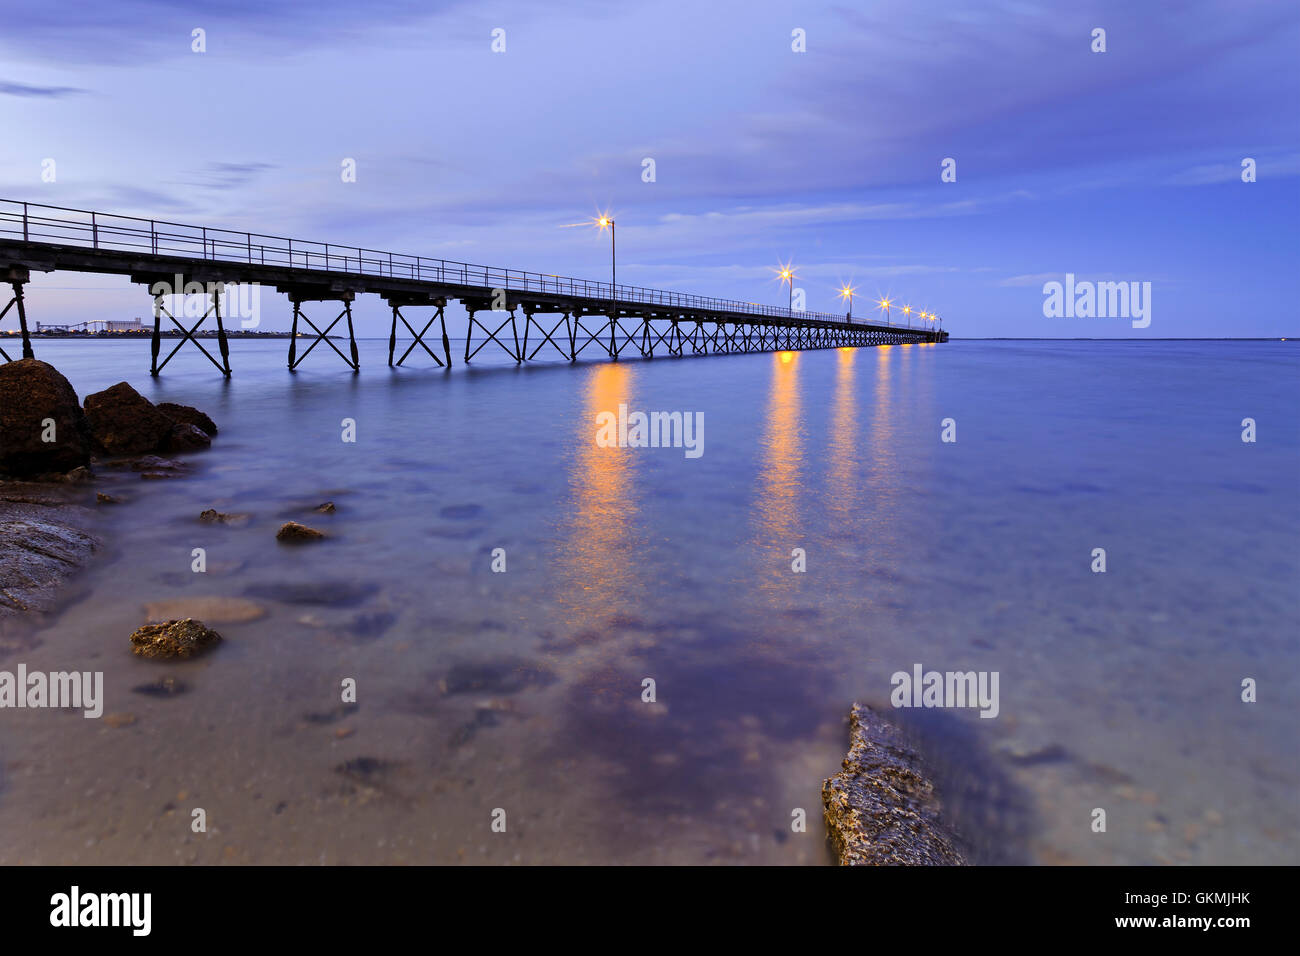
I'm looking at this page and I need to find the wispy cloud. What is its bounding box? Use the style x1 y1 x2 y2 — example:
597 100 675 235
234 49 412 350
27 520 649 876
0 80 85 97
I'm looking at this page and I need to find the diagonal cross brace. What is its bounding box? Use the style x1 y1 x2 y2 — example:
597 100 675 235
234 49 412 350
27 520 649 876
150 288 231 376
288 298 359 371
389 304 450 367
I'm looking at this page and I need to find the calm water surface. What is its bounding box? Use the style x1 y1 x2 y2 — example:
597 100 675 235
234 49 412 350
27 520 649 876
1 338 1296 864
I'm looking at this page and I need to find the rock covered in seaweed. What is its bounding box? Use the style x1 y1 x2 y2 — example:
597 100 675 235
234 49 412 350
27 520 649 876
821 703 967 866
129 618 222 659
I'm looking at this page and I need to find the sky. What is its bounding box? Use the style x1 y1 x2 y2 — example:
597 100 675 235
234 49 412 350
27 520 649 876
1 0 1297 337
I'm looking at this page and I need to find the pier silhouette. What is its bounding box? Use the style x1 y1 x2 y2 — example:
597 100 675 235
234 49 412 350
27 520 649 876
0 199 946 374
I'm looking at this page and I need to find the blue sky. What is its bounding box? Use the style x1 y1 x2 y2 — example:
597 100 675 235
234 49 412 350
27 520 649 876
2 0 1297 337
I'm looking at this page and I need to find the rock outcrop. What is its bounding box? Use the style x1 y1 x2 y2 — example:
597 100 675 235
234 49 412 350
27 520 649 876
821 703 968 865
0 485 99 622
276 521 325 542
83 382 175 456
164 422 212 452
0 359 92 478
156 402 218 437
129 618 222 659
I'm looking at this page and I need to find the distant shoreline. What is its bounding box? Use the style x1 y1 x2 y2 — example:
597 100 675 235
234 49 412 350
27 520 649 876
5 332 307 340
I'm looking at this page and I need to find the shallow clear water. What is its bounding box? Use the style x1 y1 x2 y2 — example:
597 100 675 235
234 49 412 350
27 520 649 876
1 337 1297 864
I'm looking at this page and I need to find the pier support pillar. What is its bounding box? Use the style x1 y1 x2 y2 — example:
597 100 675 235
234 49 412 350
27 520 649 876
0 269 34 362
521 308 574 362
386 296 450 368
146 282 232 377
284 290 359 372
465 306 523 363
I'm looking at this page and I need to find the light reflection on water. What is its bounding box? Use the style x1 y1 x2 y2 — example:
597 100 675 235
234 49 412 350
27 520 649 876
0 338 1295 865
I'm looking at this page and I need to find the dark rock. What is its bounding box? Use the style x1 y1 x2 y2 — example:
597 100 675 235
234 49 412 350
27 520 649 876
131 676 189 698
164 422 211 452
821 703 968 866
83 382 173 455
129 618 222 659
96 492 120 504
276 521 325 542
314 501 336 514
156 402 218 437
0 359 92 478
199 508 249 526
56 465 94 485
127 455 187 474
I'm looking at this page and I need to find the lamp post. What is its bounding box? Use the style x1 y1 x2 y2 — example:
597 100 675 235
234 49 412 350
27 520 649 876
877 297 892 327
838 283 856 321
597 216 616 299
596 216 617 356
778 264 796 315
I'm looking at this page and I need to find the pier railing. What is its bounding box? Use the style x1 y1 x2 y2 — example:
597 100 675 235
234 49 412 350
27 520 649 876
0 198 923 329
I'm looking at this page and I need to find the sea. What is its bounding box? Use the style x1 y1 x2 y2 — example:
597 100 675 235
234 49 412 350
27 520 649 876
1 337 1296 864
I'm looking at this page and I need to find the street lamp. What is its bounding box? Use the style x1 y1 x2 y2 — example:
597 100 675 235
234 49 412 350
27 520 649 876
876 296 892 326
837 283 857 321
776 262 797 315
596 216 616 301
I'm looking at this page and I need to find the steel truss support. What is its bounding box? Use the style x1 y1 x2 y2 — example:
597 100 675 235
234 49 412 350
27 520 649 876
522 308 575 361
149 284 231 377
0 271 33 362
287 292 359 372
644 318 678 358
465 307 521 363
388 299 450 368
607 314 641 359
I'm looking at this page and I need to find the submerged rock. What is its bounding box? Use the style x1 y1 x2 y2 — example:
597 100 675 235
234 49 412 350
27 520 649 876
0 359 93 478
438 658 556 696
131 676 189 698
129 618 222 659
276 521 325 542
314 501 336 514
143 596 265 624
821 704 968 866
244 579 377 607
199 508 249 526
156 402 218 437
0 487 99 621
84 382 174 456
